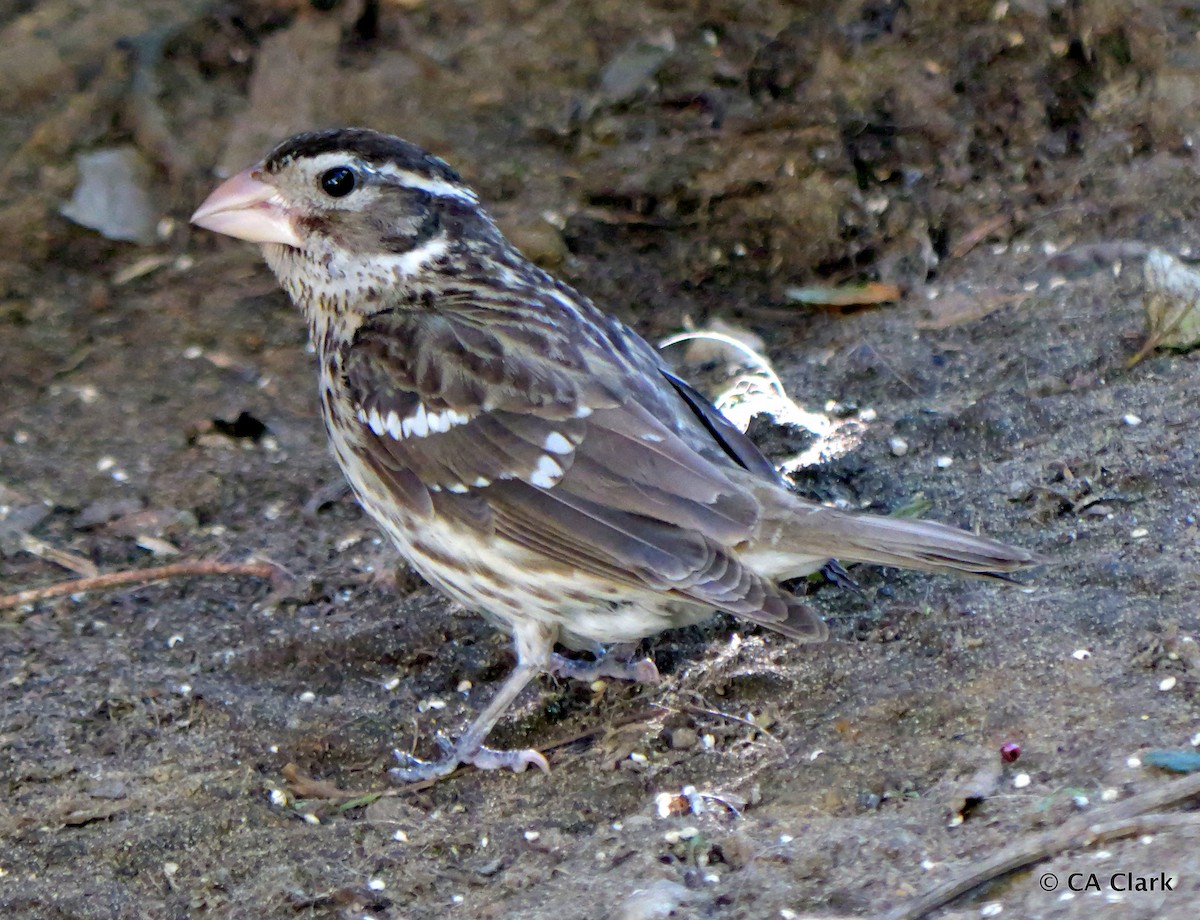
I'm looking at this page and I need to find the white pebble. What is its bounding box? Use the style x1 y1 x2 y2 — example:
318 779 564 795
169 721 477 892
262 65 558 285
981 903 1003 917
1012 772 1031 789
392 829 409 842
889 437 909 457
183 345 203 359
628 751 648 764
96 456 116 472
935 455 954 469
523 830 540 842
1071 648 1091 660
456 680 472 694
656 793 675 818
1191 732 1200 747
778 834 794 845
268 788 288 807
859 408 877 422
1159 676 1177 691
163 862 179 877
1130 528 1149 539
1126 755 1142 768
383 676 401 691
1123 414 1142 426
302 813 320 825
13 430 29 444
298 690 316 703
166 634 184 649
417 697 446 712
367 878 385 891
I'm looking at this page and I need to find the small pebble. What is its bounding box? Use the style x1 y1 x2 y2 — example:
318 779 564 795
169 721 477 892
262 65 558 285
302 813 320 825
980 903 1003 917
298 690 316 703
668 727 698 750
935 455 954 469
523 830 540 842
392 829 409 842
1131 528 1149 539
1072 648 1091 660
1101 788 1119 802
1127 755 1142 768
1159 676 1177 692
1012 772 1031 789
889 437 909 457
1123 414 1142 426
367 878 386 891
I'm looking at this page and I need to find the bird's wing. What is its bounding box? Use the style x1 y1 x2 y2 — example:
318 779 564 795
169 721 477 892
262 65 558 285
341 310 823 636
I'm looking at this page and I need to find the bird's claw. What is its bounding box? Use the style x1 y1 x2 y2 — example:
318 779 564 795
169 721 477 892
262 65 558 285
549 652 660 684
389 741 549 782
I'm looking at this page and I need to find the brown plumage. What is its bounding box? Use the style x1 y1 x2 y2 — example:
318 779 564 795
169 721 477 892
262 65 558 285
192 128 1045 781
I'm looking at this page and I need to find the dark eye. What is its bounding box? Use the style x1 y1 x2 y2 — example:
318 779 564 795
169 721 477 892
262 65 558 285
320 166 356 198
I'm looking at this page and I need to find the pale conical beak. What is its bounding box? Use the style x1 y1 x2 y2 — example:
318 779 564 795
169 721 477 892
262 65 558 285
191 168 303 248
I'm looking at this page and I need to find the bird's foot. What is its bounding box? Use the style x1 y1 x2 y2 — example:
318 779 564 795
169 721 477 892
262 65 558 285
549 650 660 685
389 734 549 782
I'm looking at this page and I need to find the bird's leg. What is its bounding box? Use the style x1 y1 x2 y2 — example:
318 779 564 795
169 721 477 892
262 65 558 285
549 643 660 684
390 621 556 782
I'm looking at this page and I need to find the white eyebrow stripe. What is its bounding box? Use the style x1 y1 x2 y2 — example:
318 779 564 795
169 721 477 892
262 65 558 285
371 163 478 202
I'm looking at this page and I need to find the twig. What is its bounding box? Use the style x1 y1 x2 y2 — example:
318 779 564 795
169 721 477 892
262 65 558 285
884 771 1200 920
0 559 283 612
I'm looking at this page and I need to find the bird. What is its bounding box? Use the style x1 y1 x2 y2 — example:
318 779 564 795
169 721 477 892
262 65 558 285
192 127 1044 781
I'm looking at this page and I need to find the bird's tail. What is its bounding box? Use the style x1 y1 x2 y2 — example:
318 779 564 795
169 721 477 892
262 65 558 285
748 490 1046 582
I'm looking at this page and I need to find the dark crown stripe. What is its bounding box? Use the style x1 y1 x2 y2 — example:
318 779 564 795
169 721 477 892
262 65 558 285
264 127 465 186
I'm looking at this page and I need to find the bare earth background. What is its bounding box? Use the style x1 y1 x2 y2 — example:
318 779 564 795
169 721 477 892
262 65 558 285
2 1 1199 918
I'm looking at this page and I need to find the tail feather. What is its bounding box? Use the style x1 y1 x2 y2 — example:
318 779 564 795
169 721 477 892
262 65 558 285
749 490 1045 582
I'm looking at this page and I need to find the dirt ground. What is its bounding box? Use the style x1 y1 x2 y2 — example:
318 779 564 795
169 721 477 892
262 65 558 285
2 1 1199 918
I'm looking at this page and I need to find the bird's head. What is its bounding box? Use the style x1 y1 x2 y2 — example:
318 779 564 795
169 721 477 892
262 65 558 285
192 128 500 316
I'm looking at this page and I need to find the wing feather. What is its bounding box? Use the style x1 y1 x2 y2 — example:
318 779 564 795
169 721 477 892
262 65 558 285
340 308 812 626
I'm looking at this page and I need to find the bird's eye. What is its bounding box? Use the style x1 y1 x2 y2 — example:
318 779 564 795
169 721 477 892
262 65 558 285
320 166 357 198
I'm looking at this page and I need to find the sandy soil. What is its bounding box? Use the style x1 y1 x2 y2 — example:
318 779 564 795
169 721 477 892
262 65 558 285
1 1 1198 918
